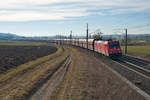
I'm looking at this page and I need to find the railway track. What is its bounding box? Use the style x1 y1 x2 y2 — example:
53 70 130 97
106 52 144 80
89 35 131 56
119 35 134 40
111 55 150 95
122 55 150 69
114 56 150 80
87 50 150 97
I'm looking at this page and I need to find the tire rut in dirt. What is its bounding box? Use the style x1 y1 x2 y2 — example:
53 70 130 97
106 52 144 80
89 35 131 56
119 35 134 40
29 53 72 100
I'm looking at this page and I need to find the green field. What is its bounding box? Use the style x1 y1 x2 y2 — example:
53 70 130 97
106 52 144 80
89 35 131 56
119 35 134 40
0 40 46 46
121 45 150 54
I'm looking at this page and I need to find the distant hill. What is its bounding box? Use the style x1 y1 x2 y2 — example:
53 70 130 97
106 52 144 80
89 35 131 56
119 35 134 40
50 34 150 39
1 33 149 40
0 33 21 40
102 34 150 39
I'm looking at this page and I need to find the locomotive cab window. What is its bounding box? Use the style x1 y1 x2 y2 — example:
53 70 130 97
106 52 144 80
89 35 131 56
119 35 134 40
109 42 120 48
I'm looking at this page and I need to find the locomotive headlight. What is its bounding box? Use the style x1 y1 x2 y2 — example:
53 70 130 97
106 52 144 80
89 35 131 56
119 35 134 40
110 49 113 53
117 48 120 51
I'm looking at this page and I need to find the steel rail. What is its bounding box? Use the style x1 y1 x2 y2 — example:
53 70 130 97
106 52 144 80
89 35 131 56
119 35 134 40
112 60 150 80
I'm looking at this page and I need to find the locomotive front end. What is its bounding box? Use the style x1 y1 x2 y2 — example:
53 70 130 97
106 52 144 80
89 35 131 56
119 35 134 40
108 41 122 58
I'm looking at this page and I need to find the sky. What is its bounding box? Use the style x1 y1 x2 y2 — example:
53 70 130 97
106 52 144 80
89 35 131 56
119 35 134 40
0 0 150 36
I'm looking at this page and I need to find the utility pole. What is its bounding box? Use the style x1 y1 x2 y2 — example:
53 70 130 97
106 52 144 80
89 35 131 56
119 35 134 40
86 23 89 49
70 30 72 45
78 38 79 46
59 34 61 46
125 28 128 55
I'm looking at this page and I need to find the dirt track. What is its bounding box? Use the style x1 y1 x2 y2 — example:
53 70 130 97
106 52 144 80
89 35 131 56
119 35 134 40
50 47 145 100
29 52 72 100
0 46 146 100
0 47 68 100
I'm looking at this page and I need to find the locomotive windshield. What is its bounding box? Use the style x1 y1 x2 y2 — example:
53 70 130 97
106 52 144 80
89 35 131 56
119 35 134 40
109 42 120 48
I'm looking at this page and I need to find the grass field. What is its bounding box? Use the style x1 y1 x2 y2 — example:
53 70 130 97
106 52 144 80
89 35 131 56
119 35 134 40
0 47 62 83
0 40 46 46
121 45 150 54
0 47 70 100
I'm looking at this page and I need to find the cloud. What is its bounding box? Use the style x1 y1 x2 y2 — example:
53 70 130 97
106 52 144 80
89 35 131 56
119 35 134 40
0 0 150 21
0 11 63 21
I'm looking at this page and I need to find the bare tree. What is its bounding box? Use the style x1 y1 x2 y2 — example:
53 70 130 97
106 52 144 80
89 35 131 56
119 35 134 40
93 29 103 40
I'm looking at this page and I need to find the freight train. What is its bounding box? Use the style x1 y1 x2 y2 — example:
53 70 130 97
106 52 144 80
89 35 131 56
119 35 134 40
56 39 122 58
94 40 122 57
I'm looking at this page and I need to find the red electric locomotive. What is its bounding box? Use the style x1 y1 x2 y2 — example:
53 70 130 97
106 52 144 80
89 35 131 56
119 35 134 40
94 40 122 57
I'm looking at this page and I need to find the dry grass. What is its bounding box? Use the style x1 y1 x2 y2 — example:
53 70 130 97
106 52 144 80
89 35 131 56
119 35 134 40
122 45 150 60
50 47 90 100
0 47 70 100
50 47 145 100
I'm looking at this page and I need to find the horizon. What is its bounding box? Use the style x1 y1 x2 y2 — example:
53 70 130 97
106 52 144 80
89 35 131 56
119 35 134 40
0 0 150 36
1 32 150 38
